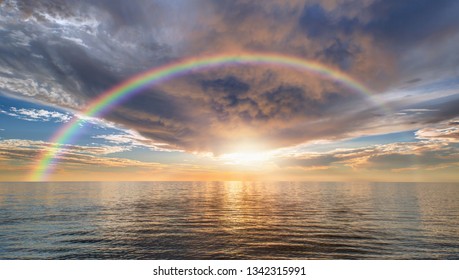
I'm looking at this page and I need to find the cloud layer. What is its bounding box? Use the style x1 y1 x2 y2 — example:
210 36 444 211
1 0 459 155
279 118 459 172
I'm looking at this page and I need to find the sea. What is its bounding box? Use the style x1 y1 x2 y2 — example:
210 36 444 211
0 181 458 259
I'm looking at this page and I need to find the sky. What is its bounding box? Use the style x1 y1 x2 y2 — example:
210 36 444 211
1 0 459 182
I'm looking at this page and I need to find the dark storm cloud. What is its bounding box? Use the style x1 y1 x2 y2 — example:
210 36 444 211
363 0 459 84
201 76 250 96
365 0 459 45
262 86 312 119
11 0 187 30
261 86 354 120
1 0 459 154
296 0 459 79
100 84 209 150
39 42 121 96
318 39 360 70
297 0 459 47
199 74 358 123
297 3 363 70
299 3 359 39
203 77 257 121
0 0 177 103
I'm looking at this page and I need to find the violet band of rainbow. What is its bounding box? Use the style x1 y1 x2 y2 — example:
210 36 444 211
29 52 374 181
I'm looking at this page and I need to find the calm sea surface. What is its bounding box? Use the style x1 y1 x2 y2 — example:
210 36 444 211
0 181 458 259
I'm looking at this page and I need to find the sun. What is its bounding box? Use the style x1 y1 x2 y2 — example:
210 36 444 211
219 151 272 166
214 140 275 166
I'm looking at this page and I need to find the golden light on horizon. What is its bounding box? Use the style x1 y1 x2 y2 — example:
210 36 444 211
217 140 274 166
219 151 272 166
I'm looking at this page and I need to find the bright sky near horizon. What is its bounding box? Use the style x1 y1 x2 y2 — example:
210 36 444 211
1 0 459 182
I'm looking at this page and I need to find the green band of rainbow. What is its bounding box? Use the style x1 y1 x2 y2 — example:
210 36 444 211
29 52 374 181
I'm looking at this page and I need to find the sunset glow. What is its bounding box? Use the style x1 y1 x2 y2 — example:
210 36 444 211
0 0 458 182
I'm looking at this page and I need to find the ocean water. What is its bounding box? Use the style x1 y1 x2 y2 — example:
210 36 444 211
0 181 458 259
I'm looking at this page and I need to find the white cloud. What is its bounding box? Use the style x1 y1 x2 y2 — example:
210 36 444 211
93 129 182 152
74 113 122 130
0 107 72 122
36 10 100 31
62 36 89 48
402 109 439 112
415 118 459 143
0 76 80 108
0 138 161 168
275 118 459 172
0 138 129 156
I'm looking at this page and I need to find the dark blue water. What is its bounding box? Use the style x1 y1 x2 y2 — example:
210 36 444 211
0 181 458 259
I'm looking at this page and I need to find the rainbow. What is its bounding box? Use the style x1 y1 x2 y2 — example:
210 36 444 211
29 52 373 181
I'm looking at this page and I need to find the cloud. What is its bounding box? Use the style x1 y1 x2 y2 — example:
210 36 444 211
93 129 183 152
415 118 459 143
279 142 457 172
365 0 459 45
1 0 459 156
318 39 361 70
298 3 359 39
0 106 72 122
402 109 439 113
278 121 459 172
0 139 155 168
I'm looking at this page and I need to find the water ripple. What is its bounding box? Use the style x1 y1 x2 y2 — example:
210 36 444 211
0 181 458 259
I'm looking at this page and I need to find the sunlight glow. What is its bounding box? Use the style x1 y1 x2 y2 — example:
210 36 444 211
220 151 272 166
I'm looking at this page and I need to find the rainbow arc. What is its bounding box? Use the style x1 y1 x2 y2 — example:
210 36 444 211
29 52 374 181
